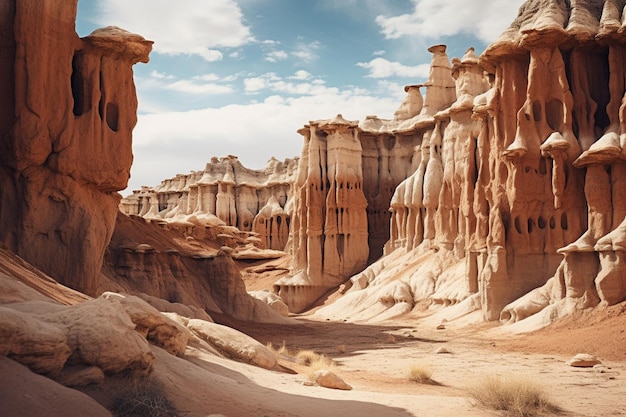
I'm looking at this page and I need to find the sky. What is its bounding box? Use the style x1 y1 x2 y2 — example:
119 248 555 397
76 0 526 194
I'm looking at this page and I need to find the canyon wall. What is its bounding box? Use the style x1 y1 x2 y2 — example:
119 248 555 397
0 0 152 294
316 0 626 324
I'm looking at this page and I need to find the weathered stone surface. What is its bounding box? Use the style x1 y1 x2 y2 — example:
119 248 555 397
249 290 290 317
101 292 189 357
312 369 352 390
45 298 155 375
0 306 71 374
566 353 602 368
317 1 626 324
102 212 291 324
0 0 151 295
187 319 277 369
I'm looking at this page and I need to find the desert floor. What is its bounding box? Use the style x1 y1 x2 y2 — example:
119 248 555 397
213 302 626 417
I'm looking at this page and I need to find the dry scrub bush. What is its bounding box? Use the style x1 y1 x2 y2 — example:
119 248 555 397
469 375 561 417
110 377 180 417
267 343 336 380
407 364 434 384
266 341 294 356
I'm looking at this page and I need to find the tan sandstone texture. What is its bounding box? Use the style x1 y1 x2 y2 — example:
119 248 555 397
0 0 151 295
282 1 626 324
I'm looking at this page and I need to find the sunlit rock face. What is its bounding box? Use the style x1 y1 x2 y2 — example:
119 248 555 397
277 45 466 312
484 0 626 325
120 156 298 250
296 1 626 322
0 0 151 294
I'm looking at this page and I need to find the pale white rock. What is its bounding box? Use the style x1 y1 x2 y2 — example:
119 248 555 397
312 369 352 390
566 353 602 368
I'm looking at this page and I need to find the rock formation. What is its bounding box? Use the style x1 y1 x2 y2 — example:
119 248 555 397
310 1 626 323
0 0 152 295
278 45 469 312
120 155 297 251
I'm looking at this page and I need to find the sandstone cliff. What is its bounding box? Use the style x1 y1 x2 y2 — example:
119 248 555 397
316 0 626 326
0 0 151 295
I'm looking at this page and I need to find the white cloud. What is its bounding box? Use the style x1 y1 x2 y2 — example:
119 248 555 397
95 0 253 61
292 41 322 63
149 70 175 80
376 0 524 43
356 58 430 79
127 90 402 192
164 80 234 95
373 50 386 56
243 73 342 96
289 70 311 80
265 50 289 62
193 74 221 82
244 77 267 93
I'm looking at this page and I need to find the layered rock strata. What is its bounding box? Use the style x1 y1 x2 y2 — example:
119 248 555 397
0 0 151 294
121 155 297 251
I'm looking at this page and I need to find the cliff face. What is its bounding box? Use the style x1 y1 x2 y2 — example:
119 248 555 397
277 45 481 312
295 1 626 322
0 0 151 295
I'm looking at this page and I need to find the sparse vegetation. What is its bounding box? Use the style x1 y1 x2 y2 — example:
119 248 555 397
110 376 180 417
407 364 434 384
469 375 562 417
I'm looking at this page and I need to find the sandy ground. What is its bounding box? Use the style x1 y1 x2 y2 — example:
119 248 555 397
213 303 626 417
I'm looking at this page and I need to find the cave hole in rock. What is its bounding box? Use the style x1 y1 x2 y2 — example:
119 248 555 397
71 52 89 116
591 47 611 132
514 216 522 234
532 100 542 122
538 216 546 229
383 135 396 151
561 212 568 230
106 102 119 131
545 99 563 130
527 218 535 233
98 71 104 120
549 216 556 229
539 157 548 175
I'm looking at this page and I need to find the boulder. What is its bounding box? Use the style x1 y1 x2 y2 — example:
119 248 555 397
312 370 352 390
101 292 189 356
186 319 276 369
0 306 70 374
566 353 602 368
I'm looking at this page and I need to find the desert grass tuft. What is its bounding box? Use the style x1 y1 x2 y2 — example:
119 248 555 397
407 363 434 384
469 375 562 417
296 349 335 370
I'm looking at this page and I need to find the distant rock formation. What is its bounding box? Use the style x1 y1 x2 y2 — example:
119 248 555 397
121 155 297 251
0 0 151 295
